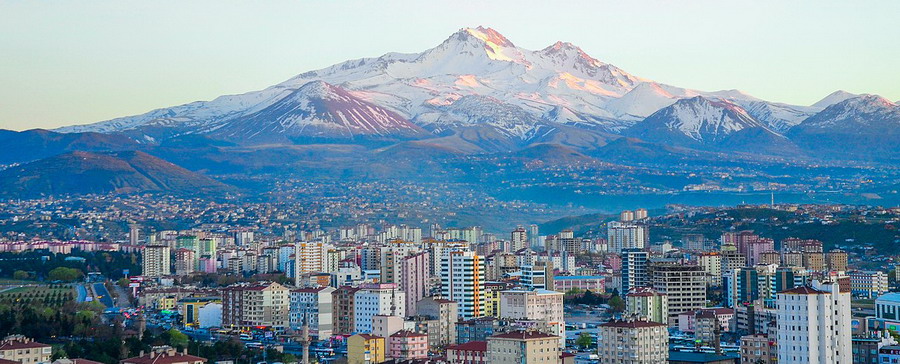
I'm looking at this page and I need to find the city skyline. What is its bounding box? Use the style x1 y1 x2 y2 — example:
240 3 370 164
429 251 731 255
1 0 899 131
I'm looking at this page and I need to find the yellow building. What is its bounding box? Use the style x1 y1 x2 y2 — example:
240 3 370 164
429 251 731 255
158 296 178 311
347 334 385 364
483 283 504 318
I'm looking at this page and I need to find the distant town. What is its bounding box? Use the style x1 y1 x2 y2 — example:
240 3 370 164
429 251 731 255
0 199 897 364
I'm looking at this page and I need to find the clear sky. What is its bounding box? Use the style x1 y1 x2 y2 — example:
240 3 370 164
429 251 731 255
1 0 898 131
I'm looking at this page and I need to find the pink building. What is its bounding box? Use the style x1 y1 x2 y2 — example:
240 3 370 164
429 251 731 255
401 251 430 316
198 257 217 273
604 254 622 271
388 330 428 360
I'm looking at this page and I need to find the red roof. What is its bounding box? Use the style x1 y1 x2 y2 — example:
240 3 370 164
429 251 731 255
600 319 666 328
390 330 427 338
120 352 206 364
0 339 50 350
446 341 487 352
779 286 827 295
490 330 559 340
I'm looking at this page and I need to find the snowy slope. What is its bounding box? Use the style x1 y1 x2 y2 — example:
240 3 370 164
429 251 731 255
57 26 823 144
626 96 774 144
208 81 425 143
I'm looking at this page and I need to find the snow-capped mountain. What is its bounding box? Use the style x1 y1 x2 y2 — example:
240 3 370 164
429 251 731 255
788 95 899 160
205 81 425 143
811 90 859 109
624 96 791 153
55 26 887 157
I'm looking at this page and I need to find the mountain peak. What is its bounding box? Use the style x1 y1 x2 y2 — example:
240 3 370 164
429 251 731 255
540 40 600 65
812 90 859 108
461 26 514 48
295 80 335 98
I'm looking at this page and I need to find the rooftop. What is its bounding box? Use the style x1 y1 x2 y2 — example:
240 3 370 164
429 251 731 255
490 330 559 340
600 319 666 329
446 341 487 352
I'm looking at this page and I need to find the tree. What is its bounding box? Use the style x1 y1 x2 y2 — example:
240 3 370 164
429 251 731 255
48 267 83 282
117 278 130 288
13 271 30 280
576 332 593 349
608 295 626 313
166 329 189 349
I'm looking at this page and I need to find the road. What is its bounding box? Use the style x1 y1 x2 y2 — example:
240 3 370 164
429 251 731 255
92 283 114 307
112 284 132 308
75 285 88 302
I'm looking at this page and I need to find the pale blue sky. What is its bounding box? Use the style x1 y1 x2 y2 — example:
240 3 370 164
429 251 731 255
1 0 898 131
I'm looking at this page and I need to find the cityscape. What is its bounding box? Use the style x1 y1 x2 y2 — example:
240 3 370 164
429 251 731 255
1 1 899 364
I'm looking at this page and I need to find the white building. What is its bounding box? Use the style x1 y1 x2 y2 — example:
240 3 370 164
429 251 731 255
353 283 405 334
440 250 485 320
295 242 328 285
143 245 171 278
597 318 668 363
849 270 889 299
499 289 565 346
607 221 648 254
290 286 336 339
776 280 851 364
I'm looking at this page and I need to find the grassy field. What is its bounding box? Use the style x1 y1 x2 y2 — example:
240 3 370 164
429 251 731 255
0 285 75 306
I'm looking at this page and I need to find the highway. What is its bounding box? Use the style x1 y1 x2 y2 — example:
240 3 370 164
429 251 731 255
92 283 115 307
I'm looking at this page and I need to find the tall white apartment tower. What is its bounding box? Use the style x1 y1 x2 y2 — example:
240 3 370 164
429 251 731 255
295 242 327 286
441 250 485 320
608 221 648 254
776 279 851 364
511 227 528 252
143 245 171 277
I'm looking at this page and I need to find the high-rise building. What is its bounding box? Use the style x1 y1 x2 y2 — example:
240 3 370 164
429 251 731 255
441 251 485 320
499 289 566 346
625 287 668 325
382 247 430 316
608 221 648 254
697 252 723 286
221 282 290 331
417 297 459 349
776 280 851 364
826 249 849 272
849 270 889 299
521 261 553 291
528 224 540 249
129 224 140 246
802 252 825 272
510 227 528 252
649 261 707 326
597 318 669 364
621 248 649 295
174 248 196 276
289 286 336 340
295 242 327 285
332 286 361 336
234 230 254 246
353 283 405 333
142 245 171 278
